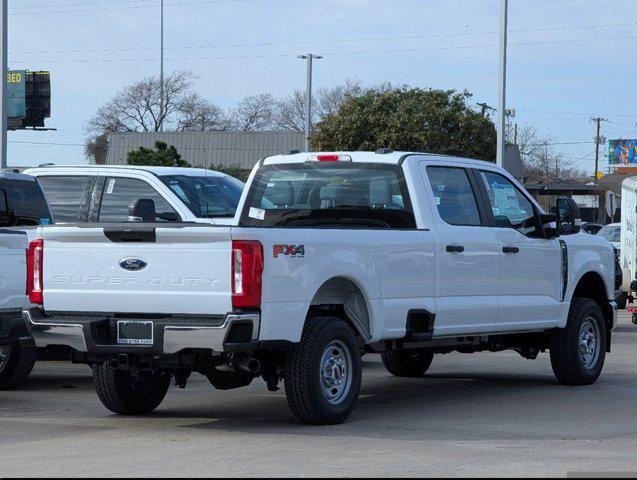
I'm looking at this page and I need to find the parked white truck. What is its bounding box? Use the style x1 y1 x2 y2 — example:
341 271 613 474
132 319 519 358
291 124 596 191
24 151 619 424
0 171 53 388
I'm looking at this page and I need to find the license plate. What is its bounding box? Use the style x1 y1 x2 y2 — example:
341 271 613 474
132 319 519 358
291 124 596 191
117 320 154 346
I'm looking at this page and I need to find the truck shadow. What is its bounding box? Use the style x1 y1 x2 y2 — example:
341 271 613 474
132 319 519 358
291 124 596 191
155 369 623 441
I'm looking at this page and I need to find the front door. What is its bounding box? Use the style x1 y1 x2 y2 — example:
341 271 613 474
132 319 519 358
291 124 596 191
421 164 500 336
475 169 562 331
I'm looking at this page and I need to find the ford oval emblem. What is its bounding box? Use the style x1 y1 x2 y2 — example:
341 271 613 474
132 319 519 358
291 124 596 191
119 257 148 271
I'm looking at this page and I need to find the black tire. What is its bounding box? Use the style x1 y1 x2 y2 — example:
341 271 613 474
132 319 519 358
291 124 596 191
550 297 607 386
616 292 628 310
284 316 362 425
93 363 172 415
0 341 37 389
381 349 434 377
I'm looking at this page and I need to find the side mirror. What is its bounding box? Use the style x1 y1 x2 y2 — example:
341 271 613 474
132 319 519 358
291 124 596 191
0 190 9 226
128 198 157 222
556 197 581 235
539 213 559 239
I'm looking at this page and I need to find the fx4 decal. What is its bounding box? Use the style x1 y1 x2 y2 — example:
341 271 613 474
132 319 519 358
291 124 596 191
273 244 305 258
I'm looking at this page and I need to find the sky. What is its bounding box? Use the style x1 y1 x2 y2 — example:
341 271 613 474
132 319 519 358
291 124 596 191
6 0 637 174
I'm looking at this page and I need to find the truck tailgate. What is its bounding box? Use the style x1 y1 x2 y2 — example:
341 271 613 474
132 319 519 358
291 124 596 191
40 225 233 315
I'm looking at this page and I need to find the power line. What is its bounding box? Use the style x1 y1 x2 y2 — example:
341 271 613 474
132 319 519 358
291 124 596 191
11 0 158 11
10 0 248 16
11 34 637 65
518 108 637 119
10 21 637 56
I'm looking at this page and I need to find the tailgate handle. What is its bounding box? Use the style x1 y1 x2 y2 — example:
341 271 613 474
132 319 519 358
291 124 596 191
103 227 156 243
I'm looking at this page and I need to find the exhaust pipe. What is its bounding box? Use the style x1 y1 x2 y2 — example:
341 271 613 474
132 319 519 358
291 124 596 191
233 355 261 374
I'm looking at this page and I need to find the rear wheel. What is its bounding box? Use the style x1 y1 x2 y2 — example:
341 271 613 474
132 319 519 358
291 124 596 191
0 341 37 389
284 316 362 425
550 297 606 386
93 363 171 415
381 349 434 377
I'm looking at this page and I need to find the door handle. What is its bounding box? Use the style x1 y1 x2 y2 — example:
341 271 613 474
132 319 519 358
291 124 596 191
446 245 465 253
502 246 520 254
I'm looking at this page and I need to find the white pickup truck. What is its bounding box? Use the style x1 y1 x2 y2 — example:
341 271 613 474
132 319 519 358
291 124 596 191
24 151 619 424
1 171 53 388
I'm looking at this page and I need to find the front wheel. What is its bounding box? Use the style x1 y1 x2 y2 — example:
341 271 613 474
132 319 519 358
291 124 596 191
284 316 362 425
550 297 607 386
93 363 172 415
0 341 37 389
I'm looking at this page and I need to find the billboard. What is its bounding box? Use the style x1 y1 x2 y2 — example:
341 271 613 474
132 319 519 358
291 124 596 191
6 70 51 130
609 139 637 165
7 70 26 118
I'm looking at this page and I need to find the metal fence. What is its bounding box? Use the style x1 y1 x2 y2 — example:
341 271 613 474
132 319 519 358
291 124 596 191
106 131 306 169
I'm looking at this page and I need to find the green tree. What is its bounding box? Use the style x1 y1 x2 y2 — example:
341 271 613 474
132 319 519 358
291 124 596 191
127 141 190 167
313 86 496 161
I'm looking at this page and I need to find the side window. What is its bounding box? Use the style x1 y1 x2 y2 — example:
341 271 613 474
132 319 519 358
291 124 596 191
5 180 52 226
479 171 536 233
426 166 482 226
37 175 93 223
99 177 178 222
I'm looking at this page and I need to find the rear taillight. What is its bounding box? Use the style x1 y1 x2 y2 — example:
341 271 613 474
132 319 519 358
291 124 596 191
27 239 44 304
232 240 263 309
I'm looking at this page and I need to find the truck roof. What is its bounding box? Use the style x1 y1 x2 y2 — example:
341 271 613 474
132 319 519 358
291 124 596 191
0 170 38 182
261 151 496 168
23 165 229 178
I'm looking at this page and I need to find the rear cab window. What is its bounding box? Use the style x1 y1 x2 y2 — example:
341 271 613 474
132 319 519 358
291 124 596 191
36 175 94 223
240 163 416 229
0 178 52 226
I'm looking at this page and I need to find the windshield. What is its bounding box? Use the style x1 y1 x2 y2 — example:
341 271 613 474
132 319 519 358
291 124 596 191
239 163 416 229
160 174 244 218
598 225 620 243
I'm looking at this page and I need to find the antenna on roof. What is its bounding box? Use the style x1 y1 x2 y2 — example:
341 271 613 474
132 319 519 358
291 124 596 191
38 163 55 167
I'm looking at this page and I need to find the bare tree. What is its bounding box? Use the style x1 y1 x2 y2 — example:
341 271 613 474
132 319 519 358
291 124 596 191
315 79 362 119
274 89 306 131
176 97 230 132
273 79 362 132
85 70 226 162
84 133 109 165
518 125 588 183
231 93 276 131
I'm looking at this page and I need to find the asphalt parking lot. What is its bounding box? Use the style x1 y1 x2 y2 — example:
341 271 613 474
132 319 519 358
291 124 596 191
1 313 636 478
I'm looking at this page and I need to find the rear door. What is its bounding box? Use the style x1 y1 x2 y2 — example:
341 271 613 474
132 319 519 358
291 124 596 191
41 224 233 316
421 164 499 335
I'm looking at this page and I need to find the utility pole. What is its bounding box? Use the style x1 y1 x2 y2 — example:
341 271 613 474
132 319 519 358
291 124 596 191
159 0 164 132
496 0 508 166
298 53 322 152
0 0 7 169
591 117 608 179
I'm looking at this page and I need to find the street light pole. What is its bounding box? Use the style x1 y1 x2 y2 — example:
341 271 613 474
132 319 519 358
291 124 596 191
496 0 508 167
298 53 322 152
0 0 7 169
159 0 164 132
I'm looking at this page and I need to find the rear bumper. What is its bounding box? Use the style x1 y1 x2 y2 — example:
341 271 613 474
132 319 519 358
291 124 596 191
23 309 260 355
0 310 30 345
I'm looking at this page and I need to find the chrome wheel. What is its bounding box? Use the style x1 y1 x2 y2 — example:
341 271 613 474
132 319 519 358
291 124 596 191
319 340 353 405
0 345 10 373
579 317 601 370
